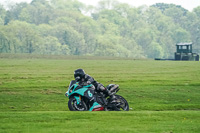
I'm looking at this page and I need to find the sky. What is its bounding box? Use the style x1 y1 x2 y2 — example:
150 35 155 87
0 0 200 11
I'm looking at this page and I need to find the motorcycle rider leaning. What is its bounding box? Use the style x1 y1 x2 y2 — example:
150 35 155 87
74 68 112 97
74 69 118 110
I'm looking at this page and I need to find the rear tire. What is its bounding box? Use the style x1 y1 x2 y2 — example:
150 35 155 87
68 97 88 111
114 95 129 111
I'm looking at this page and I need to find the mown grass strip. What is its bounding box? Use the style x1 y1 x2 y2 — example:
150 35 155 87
0 111 199 133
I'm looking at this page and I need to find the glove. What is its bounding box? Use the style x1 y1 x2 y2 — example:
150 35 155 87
87 81 91 84
97 83 105 91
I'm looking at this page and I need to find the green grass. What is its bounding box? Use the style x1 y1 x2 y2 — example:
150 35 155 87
0 111 199 133
0 56 200 132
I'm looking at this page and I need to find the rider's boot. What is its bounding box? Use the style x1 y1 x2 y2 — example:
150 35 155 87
98 83 118 104
103 88 118 104
110 95 118 104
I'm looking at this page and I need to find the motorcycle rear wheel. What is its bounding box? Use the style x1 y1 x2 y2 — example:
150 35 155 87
114 95 129 111
68 97 88 111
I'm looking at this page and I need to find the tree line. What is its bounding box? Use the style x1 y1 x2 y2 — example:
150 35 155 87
0 0 200 58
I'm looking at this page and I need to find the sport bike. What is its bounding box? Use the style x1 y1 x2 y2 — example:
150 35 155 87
65 80 129 111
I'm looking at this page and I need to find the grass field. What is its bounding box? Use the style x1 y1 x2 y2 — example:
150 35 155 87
0 55 200 132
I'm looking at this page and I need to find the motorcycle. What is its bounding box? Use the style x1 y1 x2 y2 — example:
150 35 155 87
65 80 129 111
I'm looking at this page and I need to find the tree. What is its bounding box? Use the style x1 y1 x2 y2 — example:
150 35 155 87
38 36 63 55
0 4 6 22
147 41 164 58
0 0 199 58
5 21 41 53
51 24 86 55
120 37 143 58
192 6 200 51
23 0 53 25
172 28 191 43
97 0 119 11
37 24 53 37
152 3 188 15
49 0 84 11
193 6 200 18
19 8 31 23
163 6 186 24
144 7 177 58
0 29 11 53
76 17 100 54
4 2 28 25
0 18 3 25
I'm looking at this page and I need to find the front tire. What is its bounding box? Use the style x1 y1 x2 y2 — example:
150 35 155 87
68 97 88 111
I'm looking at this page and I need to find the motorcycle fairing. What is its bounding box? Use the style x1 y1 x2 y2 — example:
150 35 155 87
68 88 88 97
66 84 93 97
89 102 104 111
66 83 96 107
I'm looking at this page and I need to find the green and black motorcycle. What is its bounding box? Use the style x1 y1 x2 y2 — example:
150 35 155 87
65 80 129 111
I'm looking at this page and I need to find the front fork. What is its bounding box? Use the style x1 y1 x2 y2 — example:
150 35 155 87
74 95 82 105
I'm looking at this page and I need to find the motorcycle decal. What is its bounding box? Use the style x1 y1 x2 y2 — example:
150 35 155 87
92 107 104 111
88 90 93 97
89 102 102 111
84 89 95 100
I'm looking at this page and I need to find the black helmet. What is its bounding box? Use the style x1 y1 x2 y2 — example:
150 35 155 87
74 69 85 81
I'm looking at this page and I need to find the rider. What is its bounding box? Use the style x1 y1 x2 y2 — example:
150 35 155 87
74 69 112 96
74 68 116 111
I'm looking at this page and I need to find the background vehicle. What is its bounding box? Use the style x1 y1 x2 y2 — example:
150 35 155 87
175 43 199 61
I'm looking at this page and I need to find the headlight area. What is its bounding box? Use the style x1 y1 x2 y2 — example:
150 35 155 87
65 87 74 97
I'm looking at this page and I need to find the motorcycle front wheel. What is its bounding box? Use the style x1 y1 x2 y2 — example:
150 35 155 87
68 97 88 111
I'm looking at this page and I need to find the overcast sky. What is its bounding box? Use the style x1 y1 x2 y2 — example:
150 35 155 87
1 0 200 11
